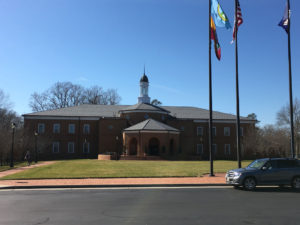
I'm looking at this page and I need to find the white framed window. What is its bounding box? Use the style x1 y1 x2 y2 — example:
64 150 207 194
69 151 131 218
197 127 203 136
38 123 45 134
53 123 60 134
196 144 203 155
224 144 231 155
83 142 90 153
83 124 90 134
69 124 75 134
52 142 59 153
224 127 230 136
212 144 217 155
68 142 75 153
212 127 216 136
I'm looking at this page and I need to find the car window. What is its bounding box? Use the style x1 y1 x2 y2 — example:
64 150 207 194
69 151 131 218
277 160 296 168
264 160 277 169
247 159 268 169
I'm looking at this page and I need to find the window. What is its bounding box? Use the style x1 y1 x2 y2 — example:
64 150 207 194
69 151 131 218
68 142 75 153
144 114 149 119
108 125 113 130
196 144 203 155
52 142 59 153
224 127 230 136
197 127 203 136
212 127 216 136
38 123 45 134
224 144 231 155
212 144 217 155
53 123 60 134
240 127 244 137
180 126 184 131
277 160 297 168
69 124 75 134
83 142 90 153
83 124 90 134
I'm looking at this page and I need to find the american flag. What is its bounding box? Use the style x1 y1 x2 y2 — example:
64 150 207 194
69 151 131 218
232 0 243 42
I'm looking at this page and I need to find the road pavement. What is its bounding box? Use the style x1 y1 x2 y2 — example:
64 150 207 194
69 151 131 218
0 186 299 225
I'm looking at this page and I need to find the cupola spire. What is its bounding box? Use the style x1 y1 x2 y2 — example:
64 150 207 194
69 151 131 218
138 67 150 104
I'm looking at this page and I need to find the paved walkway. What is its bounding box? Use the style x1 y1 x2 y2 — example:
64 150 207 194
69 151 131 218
0 162 227 189
0 161 56 178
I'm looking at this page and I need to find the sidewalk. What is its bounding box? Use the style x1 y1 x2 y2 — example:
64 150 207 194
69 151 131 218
0 162 227 189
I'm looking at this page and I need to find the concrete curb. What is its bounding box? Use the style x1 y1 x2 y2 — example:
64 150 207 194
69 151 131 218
0 183 230 190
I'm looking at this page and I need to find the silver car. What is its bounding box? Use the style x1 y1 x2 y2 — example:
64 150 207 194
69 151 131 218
226 158 300 190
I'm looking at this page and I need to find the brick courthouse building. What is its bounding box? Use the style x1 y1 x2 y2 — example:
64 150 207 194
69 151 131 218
23 73 255 160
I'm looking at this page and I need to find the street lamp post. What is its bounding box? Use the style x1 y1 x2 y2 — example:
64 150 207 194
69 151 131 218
10 123 16 168
34 131 38 163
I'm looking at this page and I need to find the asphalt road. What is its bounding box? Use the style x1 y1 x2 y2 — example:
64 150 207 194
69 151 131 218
0 186 300 225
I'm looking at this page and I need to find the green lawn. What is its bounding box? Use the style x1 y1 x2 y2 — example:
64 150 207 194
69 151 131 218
0 160 252 180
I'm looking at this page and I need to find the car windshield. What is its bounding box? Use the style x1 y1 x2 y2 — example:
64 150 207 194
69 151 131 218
247 159 268 169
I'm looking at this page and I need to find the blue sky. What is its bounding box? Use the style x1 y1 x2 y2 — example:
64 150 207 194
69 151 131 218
0 0 299 126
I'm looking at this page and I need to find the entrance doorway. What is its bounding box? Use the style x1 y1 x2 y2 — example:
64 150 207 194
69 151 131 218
148 138 160 155
129 138 137 155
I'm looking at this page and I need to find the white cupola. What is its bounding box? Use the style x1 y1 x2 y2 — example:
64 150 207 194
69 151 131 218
138 69 150 104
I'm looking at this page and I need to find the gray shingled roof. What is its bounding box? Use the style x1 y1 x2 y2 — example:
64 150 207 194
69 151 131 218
23 104 128 117
23 103 254 121
119 103 169 113
124 119 179 132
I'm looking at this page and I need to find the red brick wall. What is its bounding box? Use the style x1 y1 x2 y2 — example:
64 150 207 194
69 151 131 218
24 116 254 160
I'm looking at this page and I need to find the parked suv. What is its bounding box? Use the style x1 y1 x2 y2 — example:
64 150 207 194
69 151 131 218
226 158 300 190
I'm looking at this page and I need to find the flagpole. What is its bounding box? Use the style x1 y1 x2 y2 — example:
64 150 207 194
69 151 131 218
287 0 295 158
234 0 242 168
208 0 214 176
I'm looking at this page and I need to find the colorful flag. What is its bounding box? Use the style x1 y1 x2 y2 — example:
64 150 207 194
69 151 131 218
278 1 290 33
232 0 243 42
211 0 231 29
211 17 221 60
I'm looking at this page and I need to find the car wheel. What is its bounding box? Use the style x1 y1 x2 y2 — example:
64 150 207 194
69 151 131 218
292 177 300 189
243 177 256 191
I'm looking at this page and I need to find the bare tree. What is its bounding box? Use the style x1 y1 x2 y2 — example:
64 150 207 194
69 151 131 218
0 89 13 109
29 82 122 112
151 99 162 106
84 86 105 104
0 99 23 166
29 92 50 112
277 98 300 157
103 89 121 105
277 98 300 131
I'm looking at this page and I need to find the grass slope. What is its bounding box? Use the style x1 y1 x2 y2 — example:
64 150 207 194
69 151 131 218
1 160 252 180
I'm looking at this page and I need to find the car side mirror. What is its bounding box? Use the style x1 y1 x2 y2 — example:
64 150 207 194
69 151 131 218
261 166 267 171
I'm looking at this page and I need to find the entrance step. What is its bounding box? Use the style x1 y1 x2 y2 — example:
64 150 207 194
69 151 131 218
119 155 163 160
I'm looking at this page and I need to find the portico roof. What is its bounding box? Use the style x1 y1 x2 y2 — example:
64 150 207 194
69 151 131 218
119 103 170 114
123 119 179 133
